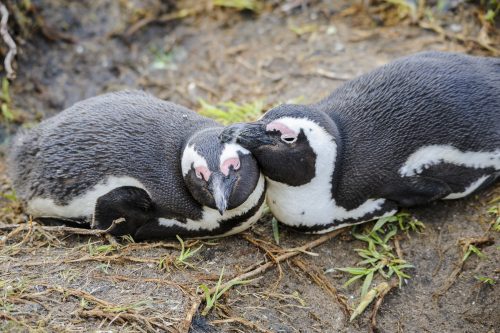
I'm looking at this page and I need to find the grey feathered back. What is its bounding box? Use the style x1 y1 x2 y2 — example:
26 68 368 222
8 90 221 219
315 51 500 207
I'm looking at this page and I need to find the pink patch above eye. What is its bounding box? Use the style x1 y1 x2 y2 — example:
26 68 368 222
221 157 240 176
195 166 211 181
266 121 297 137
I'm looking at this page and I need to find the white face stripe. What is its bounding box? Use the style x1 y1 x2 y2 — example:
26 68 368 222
181 144 209 176
265 117 389 227
27 176 148 218
182 143 250 177
400 145 500 177
273 117 337 168
158 173 265 237
219 143 249 170
267 120 298 137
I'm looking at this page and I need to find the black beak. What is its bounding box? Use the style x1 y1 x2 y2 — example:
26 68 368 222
219 121 273 150
209 172 237 215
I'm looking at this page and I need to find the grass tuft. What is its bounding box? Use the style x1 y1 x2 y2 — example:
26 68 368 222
483 0 499 23
371 212 425 235
1 190 17 202
174 235 202 268
337 213 423 319
87 241 117 256
288 23 319 36
104 300 149 313
198 99 263 125
0 78 14 122
462 244 485 262
474 275 496 285
212 0 262 12
198 266 252 315
487 201 500 232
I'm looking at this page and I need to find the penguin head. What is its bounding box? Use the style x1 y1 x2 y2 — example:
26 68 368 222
182 128 261 215
219 104 339 186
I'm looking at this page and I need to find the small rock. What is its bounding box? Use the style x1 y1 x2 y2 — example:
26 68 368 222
75 44 85 54
326 25 337 35
334 42 345 52
449 23 462 33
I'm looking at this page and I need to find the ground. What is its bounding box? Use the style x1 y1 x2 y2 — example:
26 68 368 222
0 1 499 332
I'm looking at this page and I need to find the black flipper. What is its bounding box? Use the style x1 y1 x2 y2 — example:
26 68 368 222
93 186 155 236
35 217 91 229
379 176 452 207
418 164 498 196
467 172 500 197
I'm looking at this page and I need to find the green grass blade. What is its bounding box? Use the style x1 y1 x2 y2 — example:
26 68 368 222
272 218 280 245
360 270 374 298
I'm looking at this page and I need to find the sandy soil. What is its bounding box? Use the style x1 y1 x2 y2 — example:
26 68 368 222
0 1 499 332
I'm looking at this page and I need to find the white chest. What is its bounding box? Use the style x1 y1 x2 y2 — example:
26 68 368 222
266 176 387 230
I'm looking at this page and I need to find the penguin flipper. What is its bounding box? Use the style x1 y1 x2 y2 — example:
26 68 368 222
93 186 155 236
467 172 500 196
35 217 91 229
380 176 452 207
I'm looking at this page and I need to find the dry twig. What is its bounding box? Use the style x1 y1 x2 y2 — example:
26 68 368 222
0 218 123 236
292 258 351 320
211 317 273 333
0 1 17 79
42 284 113 307
213 228 347 295
369 279 399 333
78 309 175 333
418 20 500 56
179 297 202 333
243 234 284 290
7 253 160 268
0 311 32 329
179 228 347 332
92 273 188 292
433 236 494 298
0 224 24 245
394 237 403 260
125 6 205 37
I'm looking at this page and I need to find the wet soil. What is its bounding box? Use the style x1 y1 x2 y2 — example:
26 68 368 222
0 1 499 332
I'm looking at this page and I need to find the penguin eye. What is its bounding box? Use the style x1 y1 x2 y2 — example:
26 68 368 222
194 166 211 181
267 121 298 144
280 135 297 144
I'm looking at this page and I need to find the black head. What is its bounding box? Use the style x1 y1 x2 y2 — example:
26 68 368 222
182 128 261 214
219 104 339 186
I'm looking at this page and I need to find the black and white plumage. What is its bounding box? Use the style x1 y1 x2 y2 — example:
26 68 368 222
221 51 500 233
8 90 265 240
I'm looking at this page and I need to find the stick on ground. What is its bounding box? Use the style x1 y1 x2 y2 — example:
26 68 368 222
180 228 348 332
0 1 17 79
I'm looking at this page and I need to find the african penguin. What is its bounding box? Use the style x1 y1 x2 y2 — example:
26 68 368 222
220 51 500 233
8 90 265 240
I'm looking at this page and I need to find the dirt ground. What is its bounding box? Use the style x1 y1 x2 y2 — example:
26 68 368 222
0 1 499 332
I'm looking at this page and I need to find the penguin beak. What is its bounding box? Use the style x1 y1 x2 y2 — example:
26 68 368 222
219 121 273 150
209 173 236 215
